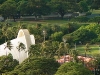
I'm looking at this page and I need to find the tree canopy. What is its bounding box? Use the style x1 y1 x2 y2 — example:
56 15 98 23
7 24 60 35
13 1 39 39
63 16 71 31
7 57 60 75
0 54 19 74
55 62 93 75
0 0 100 20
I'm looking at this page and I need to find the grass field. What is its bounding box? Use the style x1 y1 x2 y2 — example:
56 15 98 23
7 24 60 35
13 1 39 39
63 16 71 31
91 10 100 14
76 45 100 56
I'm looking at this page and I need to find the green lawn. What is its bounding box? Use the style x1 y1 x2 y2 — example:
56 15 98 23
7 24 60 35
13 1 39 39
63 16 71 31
91 10 100 14
75 45 100 56
20 19 68 25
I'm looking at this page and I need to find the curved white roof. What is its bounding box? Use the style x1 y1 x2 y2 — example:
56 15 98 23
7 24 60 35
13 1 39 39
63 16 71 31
0 29 35 63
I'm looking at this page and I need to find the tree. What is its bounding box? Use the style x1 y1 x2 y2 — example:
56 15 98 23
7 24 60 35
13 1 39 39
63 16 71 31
28 41 59 58
2 25 8 42
17 0 29 16
0 0 17 20
41 41 53 58
0 54 19 74
0 0 7 4
16 42 26 61
8 57 60 75
49 0 70 19
63 35 73 44
11 26 19 38
51 24 60 33
69 26 97 43
85 43 91 57
91 56 100 75
39 41 59 58
91 0 100 9
69 49 78 62
4 40 13 56
27 0 51 19
55 62 93 75
6 28 13 40
28 44 41 57
51 41 59 57
57 41 70 59
51 31 63 41
79 0 89 12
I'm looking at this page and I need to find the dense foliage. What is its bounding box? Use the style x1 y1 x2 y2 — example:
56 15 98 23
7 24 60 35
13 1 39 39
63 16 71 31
0 54 19 74
0 0 100 20
0 20 100 75
7 57 60 75
0 0 100 74
55 62 93 75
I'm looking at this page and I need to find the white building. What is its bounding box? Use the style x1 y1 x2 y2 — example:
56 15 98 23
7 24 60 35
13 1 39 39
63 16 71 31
0 29 35 63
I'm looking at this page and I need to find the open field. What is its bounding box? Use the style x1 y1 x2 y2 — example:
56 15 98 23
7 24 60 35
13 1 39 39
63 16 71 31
76 45 100 56
6 19 91 26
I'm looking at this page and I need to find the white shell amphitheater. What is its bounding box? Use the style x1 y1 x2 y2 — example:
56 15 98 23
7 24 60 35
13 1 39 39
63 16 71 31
0 29 35 63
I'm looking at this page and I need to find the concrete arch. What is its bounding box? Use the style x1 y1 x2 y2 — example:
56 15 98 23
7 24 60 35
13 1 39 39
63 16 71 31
17 29 32 57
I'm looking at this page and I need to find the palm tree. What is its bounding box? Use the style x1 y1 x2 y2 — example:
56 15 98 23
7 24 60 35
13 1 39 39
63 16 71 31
16 42 26 61
11 26 19 38
85 43 91 57
28 44 41 57
6 29 13 40
4 40 13 56
57 41 70 59
57 42 65 59
41 41 50 58
0 29 3 42
69 49 78 62
2 26 8 42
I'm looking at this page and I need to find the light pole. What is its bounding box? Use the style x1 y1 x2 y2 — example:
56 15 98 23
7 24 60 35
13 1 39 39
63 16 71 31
62 37 67 63
43 30 46 42
75 42 76 50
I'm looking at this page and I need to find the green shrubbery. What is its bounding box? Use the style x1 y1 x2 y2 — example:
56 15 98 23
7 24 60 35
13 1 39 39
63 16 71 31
85 12 92 16
55 62 93 75
0 54 19 74
7 57 60 75
89 16 100 23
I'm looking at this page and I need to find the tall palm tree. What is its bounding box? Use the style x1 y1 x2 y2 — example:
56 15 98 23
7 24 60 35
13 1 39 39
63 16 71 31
57 41 70 59
57 42 65 59
16 42 26 61
41 41 50 57
69 49 78 62
85 43 91 57
40 41 57 58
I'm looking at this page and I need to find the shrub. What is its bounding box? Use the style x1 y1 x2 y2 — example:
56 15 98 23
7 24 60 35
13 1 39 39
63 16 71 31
88 16 100 23
85 12 92 16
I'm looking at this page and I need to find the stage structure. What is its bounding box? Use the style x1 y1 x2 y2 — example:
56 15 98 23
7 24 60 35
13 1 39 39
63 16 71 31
0 29 35 63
